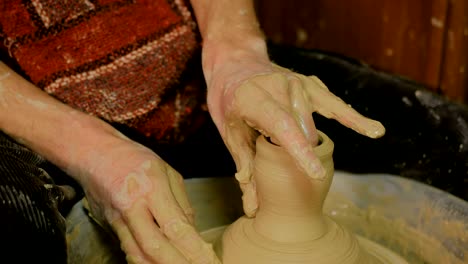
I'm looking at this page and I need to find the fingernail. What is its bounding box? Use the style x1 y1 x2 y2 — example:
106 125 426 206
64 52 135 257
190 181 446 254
300 155 326 180
307 161 326 180
296 146 326 180
365 120 386 138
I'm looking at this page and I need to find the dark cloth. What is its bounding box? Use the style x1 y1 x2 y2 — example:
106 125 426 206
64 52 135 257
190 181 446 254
0 132 74 263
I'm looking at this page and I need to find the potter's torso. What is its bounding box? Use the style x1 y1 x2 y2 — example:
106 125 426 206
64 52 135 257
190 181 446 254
0 0 204 142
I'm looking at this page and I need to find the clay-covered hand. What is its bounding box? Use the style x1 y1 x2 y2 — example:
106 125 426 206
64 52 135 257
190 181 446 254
206 52 385 217
79 137 219 264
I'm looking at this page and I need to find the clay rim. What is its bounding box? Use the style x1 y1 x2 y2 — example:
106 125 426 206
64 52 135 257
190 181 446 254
260 130 334 159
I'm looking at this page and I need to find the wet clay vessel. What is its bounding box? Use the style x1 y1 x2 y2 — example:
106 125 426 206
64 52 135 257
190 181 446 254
211 131 407 264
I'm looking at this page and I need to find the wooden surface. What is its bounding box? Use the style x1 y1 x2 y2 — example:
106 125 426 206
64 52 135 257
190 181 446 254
255 0 467 102
440 0 468 102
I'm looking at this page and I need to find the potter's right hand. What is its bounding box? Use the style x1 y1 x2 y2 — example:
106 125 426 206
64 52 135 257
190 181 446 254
204 43 386 217
79 137 220 264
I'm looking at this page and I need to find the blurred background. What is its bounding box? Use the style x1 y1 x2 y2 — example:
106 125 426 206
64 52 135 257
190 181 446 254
254 0 468 103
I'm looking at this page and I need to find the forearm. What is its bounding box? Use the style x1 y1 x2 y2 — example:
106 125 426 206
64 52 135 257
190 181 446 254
190 0 270 83
0 62 126 183
190 0 263 42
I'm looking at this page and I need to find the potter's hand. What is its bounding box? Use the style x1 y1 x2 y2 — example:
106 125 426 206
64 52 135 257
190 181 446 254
205 45 385 217
0 60 218 263
81 138 219 264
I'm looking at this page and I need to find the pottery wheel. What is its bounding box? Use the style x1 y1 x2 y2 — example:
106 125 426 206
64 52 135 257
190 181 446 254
66 173 468 264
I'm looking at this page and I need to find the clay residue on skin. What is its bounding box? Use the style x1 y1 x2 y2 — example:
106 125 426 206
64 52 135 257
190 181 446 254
0 68 53 110
0 72 10 106
111 160 152 210
222 118 258 217
14 137 27 145
238 9 248 16
0 71 11 81
15 92 52 110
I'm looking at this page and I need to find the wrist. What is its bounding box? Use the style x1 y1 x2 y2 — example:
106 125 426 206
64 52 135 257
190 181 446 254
58 113 123 176
69 118 155 191
0 62 135 183
201 36 269 87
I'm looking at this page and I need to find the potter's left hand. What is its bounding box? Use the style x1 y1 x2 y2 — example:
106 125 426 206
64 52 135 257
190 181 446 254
204 42 385 217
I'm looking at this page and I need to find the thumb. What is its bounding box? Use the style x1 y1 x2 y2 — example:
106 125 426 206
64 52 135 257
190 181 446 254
223 120 258 217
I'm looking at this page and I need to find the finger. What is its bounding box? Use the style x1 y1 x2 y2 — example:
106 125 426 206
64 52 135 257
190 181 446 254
148 170 221 264
309 75 330 91
223 119 258 216
123 203 189 264
165 165 195 225
288 76 319 145
250 72 292 106
236 85 326 180
246 73 291 142
238 178 258 217
306 76 386 138
112 218 149 264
